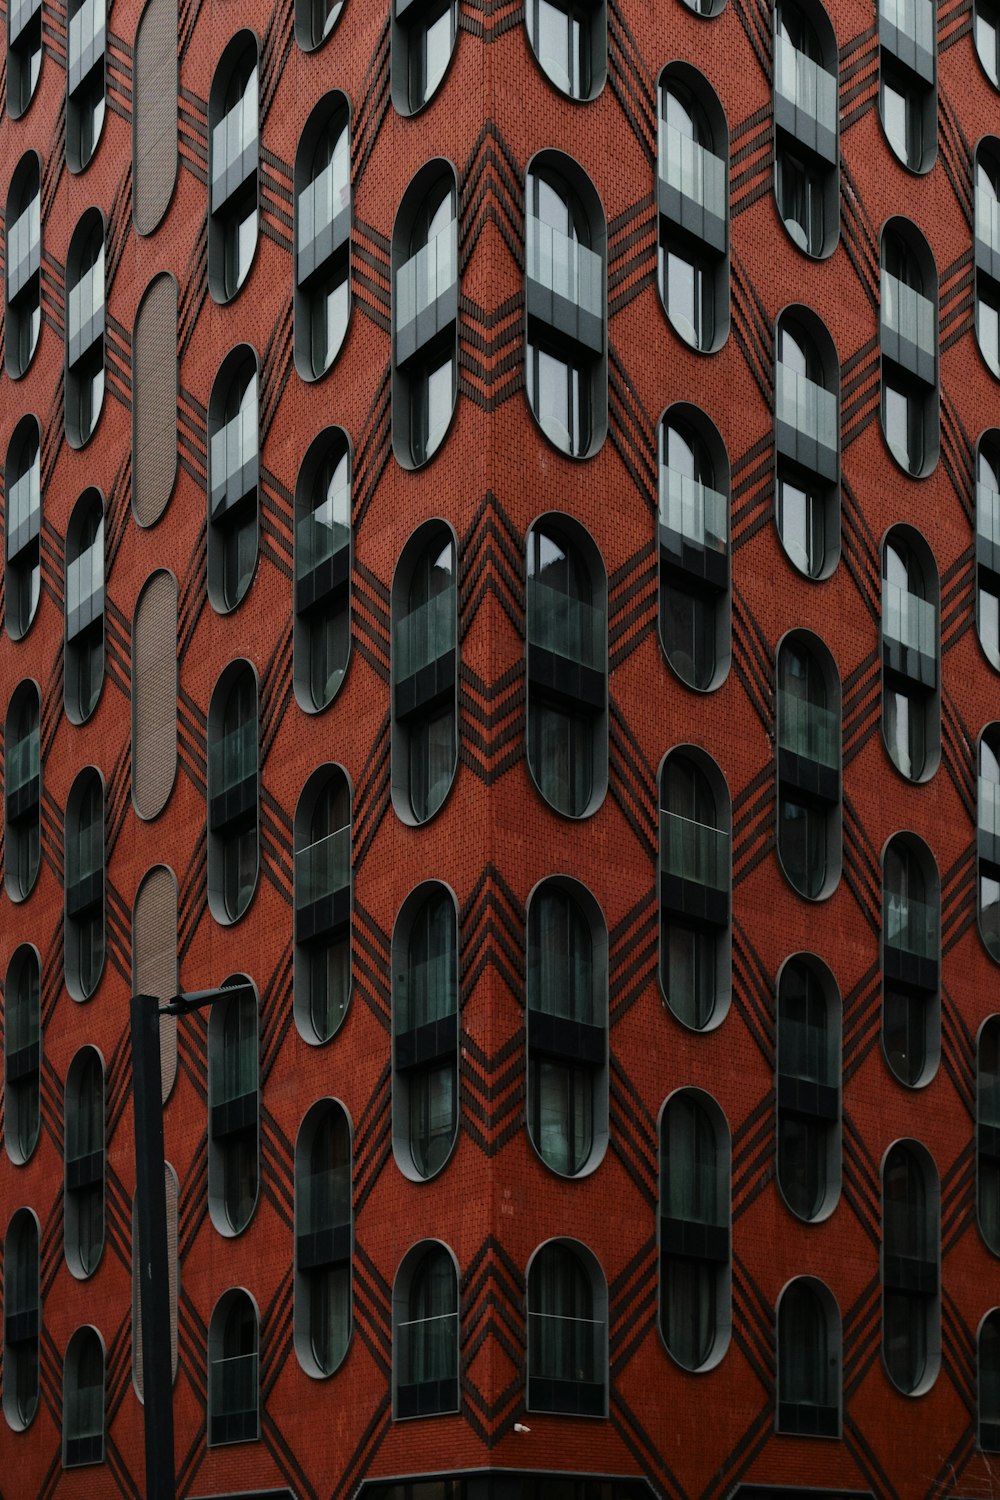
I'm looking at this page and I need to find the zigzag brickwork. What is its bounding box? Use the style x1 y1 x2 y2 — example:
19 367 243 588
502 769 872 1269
1 0 999 1494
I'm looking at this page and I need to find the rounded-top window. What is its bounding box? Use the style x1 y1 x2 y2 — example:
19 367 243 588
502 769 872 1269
880 525 939 783
774 306 840 581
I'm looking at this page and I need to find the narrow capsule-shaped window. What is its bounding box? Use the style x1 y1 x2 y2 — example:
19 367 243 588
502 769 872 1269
525 514 608 818
981 1311 1000 1451
526 1240 608 1415
208 32 259 304
977 432 1000 671
294 94 351 381
65 489 105 726
658 1089 731 1372
977 0 1000 85
980 728 1000 961
207 345 259 614
775 307 840 579
392 884 459 1181
392 1241 460 1417
4 946 41 1165
776 955 841 1221
3 1208 40 1430
881 525 939 782
5 681 41 902
882 1140 940 1396
62 1327 104 1467
5 415 41 641
526 878 608 1177
775 631 842 900
7 0 42 119
880 219 939 477
66 0 106 173
773 0 839 258
525 0 606 100
294 766 352 1044
208 1290 259 1444
5 152 41 378
206 662 259 925
882 833 940 1088
296 0 345 49
294 1100 352 1377
976 142 1000 379
64 768 105 1001
65 210 106 450
658 406 730 690
658 748 731 1031
978 1017 1000 1256
207 976 259 1237
390 0 457 115
776 1279 841 1436
391 164 459 470
390 522 459 825
525 152 607 458
878 0 936 172
64 1046 105 1278
657 66 729 352
294 428 351 713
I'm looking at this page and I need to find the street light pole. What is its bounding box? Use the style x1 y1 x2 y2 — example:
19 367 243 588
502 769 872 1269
131 982 256 1500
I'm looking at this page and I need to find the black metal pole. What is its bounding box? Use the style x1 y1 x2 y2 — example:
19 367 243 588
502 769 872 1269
130 992 176 1500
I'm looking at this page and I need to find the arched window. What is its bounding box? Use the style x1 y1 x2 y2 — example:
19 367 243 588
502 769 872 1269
3 1208 40 1430
64 1046 105 1278
526 515 607 818
980 728 1000 960
5 681 41 901
207 977 259 1237
976 141 1000 378
775 307 840 579
391 522 459 825
776 955 841 1220
7 0 42 118
773 0 838 258
977 0 1000 85
390 0 457 114
526 878 608 1177
391 164 459 469
525 0 606 99
878 0 936 172
527 1240 607 1415
62 1327 104 1466
294 428 351 712
208 345 259 614
525 153 607 458
880 219 939 477
208 32 258 303
881 526 939 782
981 1311 1000 1450
296 0 345 49
775 631 841 900
208 1290 259 1444
659 748 731 1031
882 1140 940 1395
658 1090 731 1372
132 0 178 235
207 662 259 925
66 0 106 173
977 431 1000 670
658 406 730 690
978 1017 1000 1256
294 1100 352 1377
657 66 729 352
132 275 178 527
393 1242 459 1417
5 415 41 640
882 833 939 1088
392 884 459 1181
131 1164 178 1395
4 946 41 1165
776 1279 841 1436
294 95 351 381
294 766 352 1043
5 152 41 377
65 210 105 449
65 488 105 725
64 768 105 1001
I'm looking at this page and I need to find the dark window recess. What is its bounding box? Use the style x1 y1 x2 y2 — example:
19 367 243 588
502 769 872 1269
659 1091 730 1371
5 152 41 378
878 0 936 172
65 212 106 449
209 1292 259 1444
63 1328 104 1467
772 0 838 258
5 417 42 641
657 67 730 351
776 1279 840 1438
7 0 42 119
391 167 459 470
394 1244 459 1418
208 34 259 304
879 221 939 477
527 1242 606 1416
294 94 351 380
